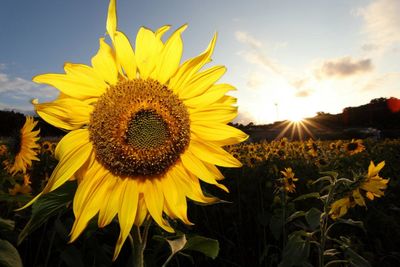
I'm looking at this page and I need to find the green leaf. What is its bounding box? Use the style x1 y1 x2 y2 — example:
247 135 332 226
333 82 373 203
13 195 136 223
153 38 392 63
278 232 311 267
312 176 332 185
0 239 23 267
319 171 338 180
305 208 322 230
343 246 371 267
0 218 15 233
18 181 76 245
334 218 365 232
293 192 320 202
183 235 219 259
60 246 85 267
286 211 306 223
269 211 284 240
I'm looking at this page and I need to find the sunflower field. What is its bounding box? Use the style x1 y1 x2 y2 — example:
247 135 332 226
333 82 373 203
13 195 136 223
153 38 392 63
1 134 399 267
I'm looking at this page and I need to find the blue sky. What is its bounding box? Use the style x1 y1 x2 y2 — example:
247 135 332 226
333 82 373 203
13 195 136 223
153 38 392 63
1 0 399 124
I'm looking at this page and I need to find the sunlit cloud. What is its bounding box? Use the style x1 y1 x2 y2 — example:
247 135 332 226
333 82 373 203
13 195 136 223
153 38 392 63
246 71 266 89
0 68 57 112
358 0 400 52
235 31 263 48
315 56 373 79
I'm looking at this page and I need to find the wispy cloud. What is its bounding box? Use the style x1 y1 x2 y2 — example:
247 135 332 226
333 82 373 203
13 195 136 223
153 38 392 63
246 71 266 89
235 31 263 48
315 56 373 79
358 0 400 51
0 69 57 111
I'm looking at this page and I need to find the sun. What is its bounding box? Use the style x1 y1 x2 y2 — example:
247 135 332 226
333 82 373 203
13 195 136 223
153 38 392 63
287 113 304 123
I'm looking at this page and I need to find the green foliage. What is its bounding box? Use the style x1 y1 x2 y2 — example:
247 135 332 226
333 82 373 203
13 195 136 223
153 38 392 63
18 181 76 244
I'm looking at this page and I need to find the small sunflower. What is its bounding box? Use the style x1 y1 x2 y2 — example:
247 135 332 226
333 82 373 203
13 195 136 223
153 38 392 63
40 141 53 154
306 139 318 157
8 116 40 175
280 167 299 193
360 161 389 200
9 174 32 196
0 144 8 156
345 139 365 155
23 0 247 260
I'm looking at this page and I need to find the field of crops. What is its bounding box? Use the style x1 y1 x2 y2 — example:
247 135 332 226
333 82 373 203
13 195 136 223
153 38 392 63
1 136 399 267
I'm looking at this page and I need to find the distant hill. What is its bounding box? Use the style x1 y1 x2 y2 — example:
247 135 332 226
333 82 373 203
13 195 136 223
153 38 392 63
233 97 400 141
1 97 399 140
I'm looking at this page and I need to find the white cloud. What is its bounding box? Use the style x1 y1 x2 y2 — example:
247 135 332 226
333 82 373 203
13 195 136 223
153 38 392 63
246 71 266 89
358 0 400 51
235 31 263 48
0 70 58 111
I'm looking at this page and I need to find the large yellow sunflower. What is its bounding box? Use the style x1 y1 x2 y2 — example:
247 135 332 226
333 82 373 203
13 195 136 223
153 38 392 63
24 0 248 260
9 116 40 175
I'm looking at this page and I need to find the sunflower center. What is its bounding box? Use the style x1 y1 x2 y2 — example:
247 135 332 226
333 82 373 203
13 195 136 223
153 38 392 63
347 143 358 151
89 79 190 178
126 110 170 149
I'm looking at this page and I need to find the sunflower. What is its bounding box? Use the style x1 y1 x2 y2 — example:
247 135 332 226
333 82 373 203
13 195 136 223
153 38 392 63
23 0 247 260
280 167 299 193
329 161 389 220
40 141 53 154
0 144 7 156
360 161 389 200
8 116 40 175
306 139 318 157
9 174 32 196
345 139 365 155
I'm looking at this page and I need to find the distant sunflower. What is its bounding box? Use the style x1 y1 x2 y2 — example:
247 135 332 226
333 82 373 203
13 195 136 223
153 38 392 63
9 116 40 175
0 144 7 156
24 0 247 260
306 139 319 157
345 139 365 155
280 167 299 193
40 141 52 154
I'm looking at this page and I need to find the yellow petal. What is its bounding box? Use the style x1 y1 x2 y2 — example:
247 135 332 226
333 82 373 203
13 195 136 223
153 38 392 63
189 140 242 168
33 72 106 99
114 31 137 79
98 176 123 228
180 151 229 192
106 0 117 41
162 173 192 225
155 25 171 39
91 38 118 85
153 24 187 84
183 84 236 108
172 163 218 203
191 122 248 143
34 98 93 131
135 27 159 79
179 65 226 99
70 172 114 242
114 179 139 260
169 33 217 94
43 131 92 194
143 179 174 232
189 105 238 124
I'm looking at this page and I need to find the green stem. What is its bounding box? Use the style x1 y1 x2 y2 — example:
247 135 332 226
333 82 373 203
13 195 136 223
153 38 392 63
319 183 336 267
281 189 287 250
131 218 152 267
